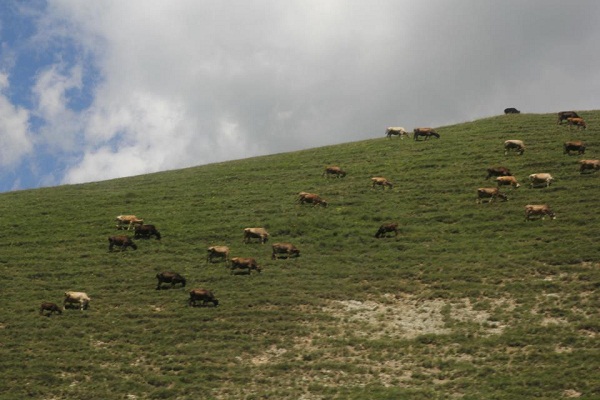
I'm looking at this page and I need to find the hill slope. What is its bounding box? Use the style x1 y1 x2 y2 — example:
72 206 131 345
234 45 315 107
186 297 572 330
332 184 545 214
0 112 599 399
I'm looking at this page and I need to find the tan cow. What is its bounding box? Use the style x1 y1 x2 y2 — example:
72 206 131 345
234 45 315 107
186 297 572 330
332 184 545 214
64 291 91 310
413 127 440 140
529 173 554 188
579 159 600 174
272 243 300 259
476 188 508 203
243 228 269 244
564 141 586 155
567 117 586 130
115 215 144 230
298 192 328 207
323 166 347 178
496 176 520 188
206 246 230 264
371 177 393 189
525 204 556 220
230 257 262 274
504 140 525 155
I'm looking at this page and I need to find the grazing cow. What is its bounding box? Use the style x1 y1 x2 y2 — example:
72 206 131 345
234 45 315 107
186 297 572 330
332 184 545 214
557 111 579 124
567 117 587 130
504 140 525 155
525 204 556 221
134 224 161 240
564 141 586 155
374 223 399 238
323 166 347 178
371 177 393 189
529 173 554 188
156 271 186 290
504 108 520 114
272 242 300 259
243 227 269 244
39 302 62 316
413 128 440 140
115 215 144 230
207 246 230 264
476 188 508 203
485 167 512 180
579 159 600 174
496 176 520 188
188 288 219 307
385 127 410 139
230 257 262 274
63 291 91 310
298 192 328 207
108 235 138 251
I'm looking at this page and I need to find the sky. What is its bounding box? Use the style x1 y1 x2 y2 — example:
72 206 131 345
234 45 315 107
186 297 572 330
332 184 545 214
1 0 599 192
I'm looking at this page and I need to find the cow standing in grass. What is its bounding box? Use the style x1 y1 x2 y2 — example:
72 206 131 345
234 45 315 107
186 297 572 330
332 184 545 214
40 302 62 316
375 223 399 238
189 289 219 307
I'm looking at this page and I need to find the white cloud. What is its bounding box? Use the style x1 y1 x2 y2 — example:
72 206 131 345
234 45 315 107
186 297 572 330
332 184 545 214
0 72 33 167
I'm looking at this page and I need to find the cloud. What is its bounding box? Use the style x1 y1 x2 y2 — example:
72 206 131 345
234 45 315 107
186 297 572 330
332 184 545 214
8 0 600 188
0 72 33 167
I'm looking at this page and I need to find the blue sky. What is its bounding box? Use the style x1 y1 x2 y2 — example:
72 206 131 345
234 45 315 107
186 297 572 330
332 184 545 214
1 1 600 193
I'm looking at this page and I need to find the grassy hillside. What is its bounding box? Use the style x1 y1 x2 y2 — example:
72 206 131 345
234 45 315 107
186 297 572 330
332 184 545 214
0 111 599 399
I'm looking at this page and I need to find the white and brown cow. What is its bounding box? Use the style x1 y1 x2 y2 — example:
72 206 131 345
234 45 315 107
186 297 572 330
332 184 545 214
525 204 556 221
243 228 269 244
496 176 520 188
63 291 91 310
504 140 525 155
271 243 300 259
529 173 554 188
385 127 410 139
476 188 508 203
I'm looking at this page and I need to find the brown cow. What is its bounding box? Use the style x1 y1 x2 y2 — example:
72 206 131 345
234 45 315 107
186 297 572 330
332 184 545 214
298 192 328 207
374 223 399 238
564 141 586 155
525 204 556 221
115 215 144 230
156 271 186 290
496 176 520 188
272 243 300 259
504 140 525 155
188 288 219 307
323 166 347 178
579 159 600 174
485 167 512 180
39 302 62 316
108 235 138 251
567 117 587 130
557 111 579 124
243 227 269 244
230 257 262 274
134 224 161 240
371 177 393 189
413 127 440 140
476 188 508 203
206 246 230 264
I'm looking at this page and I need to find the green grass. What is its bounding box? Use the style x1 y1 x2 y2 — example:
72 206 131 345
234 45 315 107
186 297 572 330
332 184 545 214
0 111 599 399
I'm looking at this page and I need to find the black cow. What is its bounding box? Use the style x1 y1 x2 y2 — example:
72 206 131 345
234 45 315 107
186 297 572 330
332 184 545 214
504 108 520 114
156 271 186 290
39 302 62 316
557 111 579 124
375 223 399 238
134 224 161 240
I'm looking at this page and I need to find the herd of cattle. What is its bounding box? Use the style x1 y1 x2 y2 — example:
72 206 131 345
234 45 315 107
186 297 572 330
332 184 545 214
40 110 597 316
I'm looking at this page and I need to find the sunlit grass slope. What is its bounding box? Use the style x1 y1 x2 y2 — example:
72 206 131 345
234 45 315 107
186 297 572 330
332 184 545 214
0 111 599 399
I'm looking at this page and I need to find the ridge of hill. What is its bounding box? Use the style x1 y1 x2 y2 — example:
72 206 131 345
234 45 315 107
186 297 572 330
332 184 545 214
0 111 599 399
